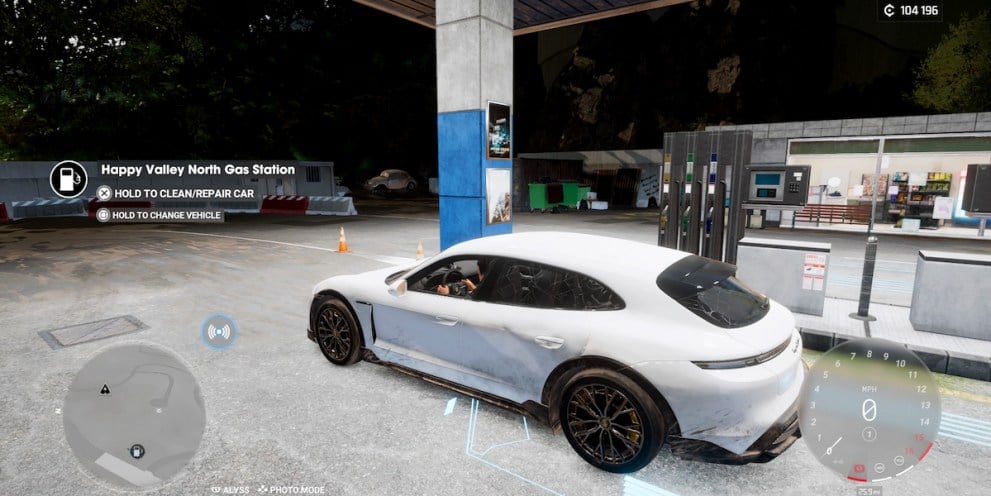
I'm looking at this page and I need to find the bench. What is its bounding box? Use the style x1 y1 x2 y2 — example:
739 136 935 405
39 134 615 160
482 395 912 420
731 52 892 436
793 204 872 224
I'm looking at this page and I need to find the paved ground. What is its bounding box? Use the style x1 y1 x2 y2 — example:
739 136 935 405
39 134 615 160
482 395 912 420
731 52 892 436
1 201 990 496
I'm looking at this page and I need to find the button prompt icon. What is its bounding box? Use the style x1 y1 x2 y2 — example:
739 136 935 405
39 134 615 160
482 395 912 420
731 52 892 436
97 185 113 201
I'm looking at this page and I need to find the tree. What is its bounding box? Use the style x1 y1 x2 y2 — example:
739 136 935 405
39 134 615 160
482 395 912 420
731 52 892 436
0 0 437 174
912 11 991 113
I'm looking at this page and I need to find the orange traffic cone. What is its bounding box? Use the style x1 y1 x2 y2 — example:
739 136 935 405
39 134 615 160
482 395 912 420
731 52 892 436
416 241 424 260
337 226 350 253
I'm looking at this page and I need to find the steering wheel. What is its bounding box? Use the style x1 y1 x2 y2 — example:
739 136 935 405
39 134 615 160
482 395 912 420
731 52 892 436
442 270 465 285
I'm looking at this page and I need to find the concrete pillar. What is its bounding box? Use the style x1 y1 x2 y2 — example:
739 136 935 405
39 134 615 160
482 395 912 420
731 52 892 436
436 0 514 249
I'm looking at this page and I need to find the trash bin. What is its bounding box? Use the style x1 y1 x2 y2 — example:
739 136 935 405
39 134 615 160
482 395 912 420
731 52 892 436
528 183 549 212
529 181 592 212
561 182 591 208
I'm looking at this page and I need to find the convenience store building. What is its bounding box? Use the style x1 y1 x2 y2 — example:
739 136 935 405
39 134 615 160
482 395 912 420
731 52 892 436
708 113 991 228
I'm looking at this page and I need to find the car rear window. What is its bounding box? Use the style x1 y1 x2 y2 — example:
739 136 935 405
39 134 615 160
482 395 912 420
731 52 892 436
482 259 625 311
656 255 769 329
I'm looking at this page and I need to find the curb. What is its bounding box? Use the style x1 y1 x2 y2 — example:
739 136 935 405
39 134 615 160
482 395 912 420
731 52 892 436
779 224 991 242
799 328 991 382
0 196 359 219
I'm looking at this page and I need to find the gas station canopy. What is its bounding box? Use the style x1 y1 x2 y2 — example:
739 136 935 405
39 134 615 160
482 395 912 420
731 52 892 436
354 0 690 35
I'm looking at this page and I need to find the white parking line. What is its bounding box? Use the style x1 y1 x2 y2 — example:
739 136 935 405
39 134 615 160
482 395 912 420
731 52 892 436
122 229 416 266
623 477 682 496
939 412 991 449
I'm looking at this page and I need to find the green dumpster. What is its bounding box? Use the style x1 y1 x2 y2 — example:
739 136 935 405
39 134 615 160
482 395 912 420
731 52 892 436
528 183 549 212
529 182 591 212
562 183 591 207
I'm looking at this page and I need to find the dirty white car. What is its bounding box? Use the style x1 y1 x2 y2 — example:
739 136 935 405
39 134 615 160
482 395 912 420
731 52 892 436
364 169 416 192
307 232 805 473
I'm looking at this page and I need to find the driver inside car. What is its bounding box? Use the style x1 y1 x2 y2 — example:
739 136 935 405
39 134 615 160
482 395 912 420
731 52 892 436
436 257 489 297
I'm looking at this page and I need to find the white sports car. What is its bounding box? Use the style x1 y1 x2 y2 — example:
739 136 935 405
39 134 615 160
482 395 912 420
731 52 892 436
307 232 805 473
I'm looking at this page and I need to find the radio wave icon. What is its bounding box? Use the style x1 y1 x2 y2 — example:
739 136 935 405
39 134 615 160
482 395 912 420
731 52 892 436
207 324 232 341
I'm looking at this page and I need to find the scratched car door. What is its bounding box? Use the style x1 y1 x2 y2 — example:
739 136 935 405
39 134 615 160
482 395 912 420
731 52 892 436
456 260 594 404
371 290 474 374
370 257 480 379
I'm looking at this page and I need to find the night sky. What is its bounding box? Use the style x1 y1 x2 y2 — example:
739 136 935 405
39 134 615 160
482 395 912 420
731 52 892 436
1 0 987 180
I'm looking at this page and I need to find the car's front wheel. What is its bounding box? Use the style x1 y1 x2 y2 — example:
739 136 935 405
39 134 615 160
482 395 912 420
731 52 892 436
559 368 664 473
314 298 362 366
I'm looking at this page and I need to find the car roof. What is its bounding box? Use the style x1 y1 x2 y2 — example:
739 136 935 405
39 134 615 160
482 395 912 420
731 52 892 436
382 169 406 174
442 231 691 282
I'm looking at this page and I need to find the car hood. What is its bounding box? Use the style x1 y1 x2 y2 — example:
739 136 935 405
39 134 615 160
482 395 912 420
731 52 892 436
311 262 422 297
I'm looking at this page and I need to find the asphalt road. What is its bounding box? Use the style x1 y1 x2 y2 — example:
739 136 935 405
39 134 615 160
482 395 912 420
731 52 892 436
1 202 989 496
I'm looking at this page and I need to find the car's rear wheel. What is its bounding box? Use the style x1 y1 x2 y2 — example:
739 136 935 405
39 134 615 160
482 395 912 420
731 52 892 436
315 298 362 366
559 368 664 473
406 181 416 191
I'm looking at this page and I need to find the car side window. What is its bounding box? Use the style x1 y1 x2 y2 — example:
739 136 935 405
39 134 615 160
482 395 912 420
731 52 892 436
479 259 624 310
407 257 485 297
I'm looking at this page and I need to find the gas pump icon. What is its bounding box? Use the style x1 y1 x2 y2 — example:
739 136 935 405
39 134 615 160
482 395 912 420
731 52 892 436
50 160 87 198
59 167 80 192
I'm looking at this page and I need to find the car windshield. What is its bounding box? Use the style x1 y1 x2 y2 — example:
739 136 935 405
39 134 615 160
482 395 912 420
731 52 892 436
380 171 390 177
384 260 427 285
656 255 769 329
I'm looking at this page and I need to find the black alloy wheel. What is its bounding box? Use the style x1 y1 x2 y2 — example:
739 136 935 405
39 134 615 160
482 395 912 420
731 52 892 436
559 368 664 473
315 298 362 365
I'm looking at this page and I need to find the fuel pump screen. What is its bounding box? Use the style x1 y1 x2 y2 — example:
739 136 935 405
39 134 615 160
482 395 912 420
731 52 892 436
754 173 782 185
743 165 811 206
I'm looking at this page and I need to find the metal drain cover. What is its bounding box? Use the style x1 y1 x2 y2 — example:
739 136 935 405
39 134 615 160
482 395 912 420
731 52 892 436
39 315 148 349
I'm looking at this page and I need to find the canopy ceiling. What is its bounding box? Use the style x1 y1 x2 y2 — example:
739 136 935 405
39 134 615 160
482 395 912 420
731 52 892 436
353 0 692 35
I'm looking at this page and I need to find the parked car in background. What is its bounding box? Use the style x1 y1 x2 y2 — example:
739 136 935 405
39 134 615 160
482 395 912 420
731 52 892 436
306 232 805 473
365 169 417 192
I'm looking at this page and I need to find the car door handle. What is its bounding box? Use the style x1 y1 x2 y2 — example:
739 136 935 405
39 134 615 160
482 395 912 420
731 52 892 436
534 336 565 349
435 315 459 326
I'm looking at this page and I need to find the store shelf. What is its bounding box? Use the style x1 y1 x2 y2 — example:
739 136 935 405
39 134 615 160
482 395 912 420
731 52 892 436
887 171 951 228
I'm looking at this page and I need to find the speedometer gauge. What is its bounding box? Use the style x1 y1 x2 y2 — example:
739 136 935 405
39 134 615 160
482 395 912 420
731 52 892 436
799 338 941 483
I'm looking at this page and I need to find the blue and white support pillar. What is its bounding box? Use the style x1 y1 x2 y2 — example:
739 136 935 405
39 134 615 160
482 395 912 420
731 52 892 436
436 0 514 249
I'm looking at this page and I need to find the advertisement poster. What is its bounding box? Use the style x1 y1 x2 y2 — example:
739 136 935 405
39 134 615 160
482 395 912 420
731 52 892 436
486 168 512 225
860 173 889 197
486 102 511 160
933 196 954 220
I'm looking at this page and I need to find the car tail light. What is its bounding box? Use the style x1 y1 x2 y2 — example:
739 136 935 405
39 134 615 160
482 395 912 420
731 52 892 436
691 334 796 370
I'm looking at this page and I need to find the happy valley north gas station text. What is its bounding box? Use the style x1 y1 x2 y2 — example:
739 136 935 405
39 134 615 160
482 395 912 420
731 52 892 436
101 163 296 178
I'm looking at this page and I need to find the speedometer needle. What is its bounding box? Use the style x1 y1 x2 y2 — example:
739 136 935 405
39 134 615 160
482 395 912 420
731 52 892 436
824 437 843 457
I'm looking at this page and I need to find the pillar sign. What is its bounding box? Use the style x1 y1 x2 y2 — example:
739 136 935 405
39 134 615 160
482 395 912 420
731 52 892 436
435 0 514 249
486 102 511 160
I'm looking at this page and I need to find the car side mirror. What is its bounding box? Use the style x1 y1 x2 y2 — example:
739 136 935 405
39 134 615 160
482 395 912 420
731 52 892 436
388 279 407 297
